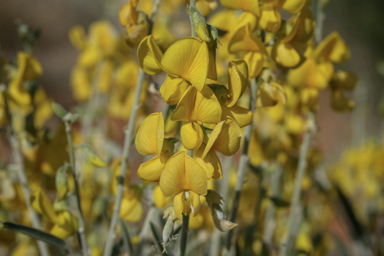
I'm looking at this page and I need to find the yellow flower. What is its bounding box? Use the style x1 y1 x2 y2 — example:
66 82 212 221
272 8 315 68
30 188 78 239
228 24 268 78
159 151 208 219
135 112 178 182
138 35 214 104
170 85 222 149
8 52 43 106
313 31 350 64
153 185 172 209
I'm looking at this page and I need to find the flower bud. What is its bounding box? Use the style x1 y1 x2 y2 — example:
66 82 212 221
162 216 174 245
55 164 69 201
189 6 210 42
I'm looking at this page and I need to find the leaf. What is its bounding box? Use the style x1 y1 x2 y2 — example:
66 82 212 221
119 219 133 256
77 144 107 167
69 113 80 123
269 197 290 207
1 221 67 248
150 222 164 253
52 102 67 119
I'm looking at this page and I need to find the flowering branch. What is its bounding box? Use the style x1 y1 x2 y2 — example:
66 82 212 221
1 84 50 256
103 1 162 255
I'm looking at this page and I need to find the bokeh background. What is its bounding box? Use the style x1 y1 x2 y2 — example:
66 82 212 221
0 0 383 160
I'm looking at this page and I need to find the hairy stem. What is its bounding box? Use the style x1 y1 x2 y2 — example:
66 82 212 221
1 85 50 256
64 120 89 256
103 1 162 255
225 78 259 254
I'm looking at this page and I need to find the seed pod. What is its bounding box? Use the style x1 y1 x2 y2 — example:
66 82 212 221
211 203 238 232
55 164 69 201
162 216 174 245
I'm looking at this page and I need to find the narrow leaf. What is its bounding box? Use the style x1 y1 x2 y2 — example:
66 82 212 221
269 197 290 207
150 222 164 253
2 221 66 248
52 102 67 118
77 144 107 167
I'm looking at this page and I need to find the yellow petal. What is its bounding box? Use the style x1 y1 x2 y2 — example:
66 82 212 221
313 31 350 64
160 152 207 197
244 51 264 78
161 37 209 91
277 0 307 14
208 10 237 32
220 0 260 16
119 0 138 27
222 104 253 128
120 196 143 223
16 52 43 81
189 191 201 217
30 188 58 223
211 118 242 156
173 192 184 219
159 75 189 105
229 25 267 54
8 80 31 106
68 25 87 51
153 185 172 209
181 121 204 150
137 35 163 75
209 151 223 180
171 85 222 124
50 211 78 239
273 41 301 68
227 60 249 107
135 112 164 156
259 5 281 33
137 156 165 182
202 120 224 159
291 8 316 43
256 81 287 107
116 61 139 89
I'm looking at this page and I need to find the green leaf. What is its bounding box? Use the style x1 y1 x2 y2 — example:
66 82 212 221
269 197 290 207
52 102 67 118
150 222 164 253
76 144 107 167
69 113 80 123
1 221 66 248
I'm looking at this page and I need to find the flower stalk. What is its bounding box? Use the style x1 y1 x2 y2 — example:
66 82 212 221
0 84 50 256
103 1 162 255
225 77 259 254
279 124 313 256
64 115 90 256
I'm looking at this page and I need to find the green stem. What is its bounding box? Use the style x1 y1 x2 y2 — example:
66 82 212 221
0 85 50 256
279 121 313 256
225 78 259 254
64 120 89 256
103 2 162 255
180 214 190 256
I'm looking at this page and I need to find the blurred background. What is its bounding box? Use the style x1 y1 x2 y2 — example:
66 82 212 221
0 0 383 159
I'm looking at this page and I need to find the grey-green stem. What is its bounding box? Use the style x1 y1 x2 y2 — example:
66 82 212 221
279 127 312 256
225 78 259 255
1 85 50 256
64 120 89 256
